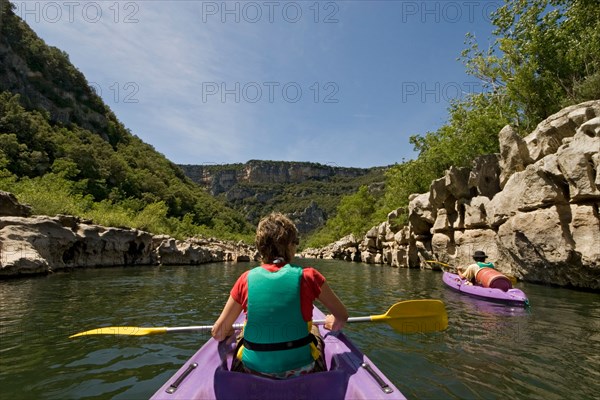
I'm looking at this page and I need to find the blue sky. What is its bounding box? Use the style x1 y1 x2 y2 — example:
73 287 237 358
13 1 500 168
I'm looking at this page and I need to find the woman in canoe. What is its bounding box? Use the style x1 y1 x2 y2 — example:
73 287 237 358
458 250 495 284
211 212 349 379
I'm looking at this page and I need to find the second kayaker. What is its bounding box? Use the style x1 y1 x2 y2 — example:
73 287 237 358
458 250 495 285
211 212 349 379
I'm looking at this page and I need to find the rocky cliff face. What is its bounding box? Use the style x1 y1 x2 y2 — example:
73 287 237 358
302 101 600 290
179 160 373 195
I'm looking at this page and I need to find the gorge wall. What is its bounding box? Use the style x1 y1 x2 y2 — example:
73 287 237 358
180 160 385 233
179 160 373 195
302 101 600 290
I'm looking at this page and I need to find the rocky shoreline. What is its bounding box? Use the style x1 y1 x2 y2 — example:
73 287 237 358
0 192 258 277
302 101 600 290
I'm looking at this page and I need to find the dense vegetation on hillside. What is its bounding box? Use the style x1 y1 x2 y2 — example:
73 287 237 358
0 3 253 240
307 0 600 247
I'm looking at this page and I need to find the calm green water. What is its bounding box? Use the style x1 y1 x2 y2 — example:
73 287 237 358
0 259 599 399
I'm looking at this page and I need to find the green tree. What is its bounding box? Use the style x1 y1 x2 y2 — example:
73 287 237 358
462 0 600 131
307 186 376 247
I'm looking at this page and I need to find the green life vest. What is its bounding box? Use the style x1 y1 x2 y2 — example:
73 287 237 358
241 264 313 374
477 261 495 269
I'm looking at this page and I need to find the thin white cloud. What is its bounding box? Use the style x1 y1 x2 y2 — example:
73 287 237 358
157 110 246 163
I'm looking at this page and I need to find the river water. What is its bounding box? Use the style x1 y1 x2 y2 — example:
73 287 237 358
0 259 598 399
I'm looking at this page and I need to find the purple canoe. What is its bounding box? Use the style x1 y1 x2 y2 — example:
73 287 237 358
150 306 406 400
443 272 529 306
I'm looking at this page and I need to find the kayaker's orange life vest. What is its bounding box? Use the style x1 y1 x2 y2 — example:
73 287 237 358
241 264 315 374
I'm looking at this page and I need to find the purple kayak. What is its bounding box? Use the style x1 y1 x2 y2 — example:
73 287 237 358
150 306 406 400
443 272 529 306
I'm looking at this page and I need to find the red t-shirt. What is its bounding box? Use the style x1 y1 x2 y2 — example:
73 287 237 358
230 264 326 321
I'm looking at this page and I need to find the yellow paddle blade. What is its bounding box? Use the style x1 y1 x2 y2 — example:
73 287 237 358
371 299 448 334
69 326 168 338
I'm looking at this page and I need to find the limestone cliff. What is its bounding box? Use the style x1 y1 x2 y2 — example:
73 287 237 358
180 160 373 195
302 101 600 290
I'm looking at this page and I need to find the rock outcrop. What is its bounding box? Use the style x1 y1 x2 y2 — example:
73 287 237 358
290 201 327 234
301 101 600 290
0 191 32 217
0 210 259 277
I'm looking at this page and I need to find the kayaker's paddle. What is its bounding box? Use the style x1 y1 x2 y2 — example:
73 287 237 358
425 260 518 284
69 299 448 338
313 299 448 335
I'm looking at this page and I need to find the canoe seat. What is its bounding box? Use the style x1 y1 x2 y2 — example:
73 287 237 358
213 368 348 400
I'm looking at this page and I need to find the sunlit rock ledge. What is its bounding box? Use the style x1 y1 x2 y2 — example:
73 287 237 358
301 101 600 291
0 198 259 278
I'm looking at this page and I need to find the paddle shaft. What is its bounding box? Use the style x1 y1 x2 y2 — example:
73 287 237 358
425 260 453 268
163 317 372 333
314 316 372 325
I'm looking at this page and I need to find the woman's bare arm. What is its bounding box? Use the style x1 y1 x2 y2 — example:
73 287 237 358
211 295 243 341
317 282 349 331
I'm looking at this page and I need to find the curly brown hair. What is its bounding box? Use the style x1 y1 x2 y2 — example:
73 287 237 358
255 212 299 264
